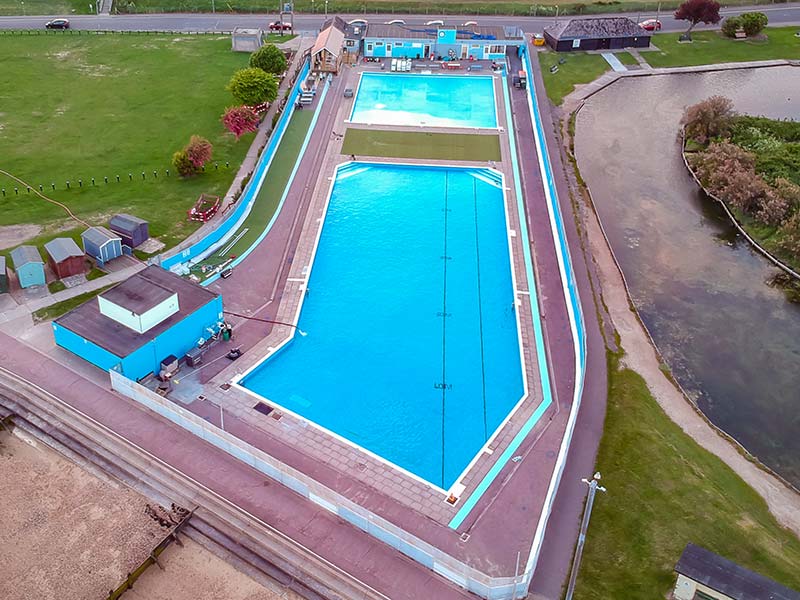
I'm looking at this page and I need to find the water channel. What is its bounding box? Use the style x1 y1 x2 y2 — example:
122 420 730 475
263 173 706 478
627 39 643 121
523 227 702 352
575 66 800 487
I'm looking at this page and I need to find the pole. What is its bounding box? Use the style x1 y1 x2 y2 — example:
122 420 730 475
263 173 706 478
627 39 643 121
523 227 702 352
219 404 224 430
565 473 607 600
510 551 521 599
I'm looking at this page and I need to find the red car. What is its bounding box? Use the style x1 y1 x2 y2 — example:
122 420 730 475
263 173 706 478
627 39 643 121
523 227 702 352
638 19 662 31
269 21 292 31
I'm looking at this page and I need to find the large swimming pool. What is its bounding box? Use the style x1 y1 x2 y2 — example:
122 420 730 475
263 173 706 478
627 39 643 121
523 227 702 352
239 163 524 489
349 73 497 129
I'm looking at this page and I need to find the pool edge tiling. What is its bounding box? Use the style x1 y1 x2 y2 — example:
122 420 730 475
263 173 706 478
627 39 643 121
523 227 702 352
234 161 539 494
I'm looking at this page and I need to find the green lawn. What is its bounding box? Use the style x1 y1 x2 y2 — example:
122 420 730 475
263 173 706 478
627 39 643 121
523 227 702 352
614 51 640 66
575 351 800 598
192 108 314 276
341 129 501 162
0 34 252 259
0 0 90 15
646 27 800 68
538 51 609 105
32 284 113 322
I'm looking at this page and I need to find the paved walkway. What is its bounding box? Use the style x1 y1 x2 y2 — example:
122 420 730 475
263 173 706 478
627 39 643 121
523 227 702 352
600 52 627 73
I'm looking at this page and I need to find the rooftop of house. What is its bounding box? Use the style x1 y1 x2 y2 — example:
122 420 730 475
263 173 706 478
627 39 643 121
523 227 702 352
364 23 523 42
544 17 649 40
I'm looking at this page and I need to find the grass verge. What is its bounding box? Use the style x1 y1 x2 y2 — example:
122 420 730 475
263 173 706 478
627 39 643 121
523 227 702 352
0 34 252 255
538 51 609 106
33 284 114 323
575 350 800 598
0 0 89 15
342 129 501 162
47 280 67 294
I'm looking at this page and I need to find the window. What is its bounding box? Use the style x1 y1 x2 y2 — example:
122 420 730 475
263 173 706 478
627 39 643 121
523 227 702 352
395 41 404 47
375 41 384 46
346 40 355 47
471 44 480 49
367 43 373 51
489 45 503 54
694 592 718 600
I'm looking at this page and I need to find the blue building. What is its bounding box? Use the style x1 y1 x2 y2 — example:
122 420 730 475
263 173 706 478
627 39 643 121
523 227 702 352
82 226 123 267
53 265 223 381
362 23 524 61
10 245 45 289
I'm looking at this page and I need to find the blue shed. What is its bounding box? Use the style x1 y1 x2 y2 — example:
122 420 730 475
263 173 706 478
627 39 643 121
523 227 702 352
53 265 223 381
10 245 45 289
82 226 123 267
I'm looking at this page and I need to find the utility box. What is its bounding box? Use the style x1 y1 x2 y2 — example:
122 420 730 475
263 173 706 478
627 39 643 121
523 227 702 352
185 346 204 368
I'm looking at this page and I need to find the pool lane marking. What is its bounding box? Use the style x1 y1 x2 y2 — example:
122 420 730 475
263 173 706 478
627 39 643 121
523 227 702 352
448 66 555 531
440 170 450 489
473 177 489 442
203 76 332 286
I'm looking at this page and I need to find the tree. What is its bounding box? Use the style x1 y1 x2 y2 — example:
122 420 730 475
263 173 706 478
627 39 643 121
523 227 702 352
739 12 768 36
681 96 736 145
674 0 721 35
186 135 212 169
249 44 288 75
172 149 196 177
227 68 278 106
222 105 261 140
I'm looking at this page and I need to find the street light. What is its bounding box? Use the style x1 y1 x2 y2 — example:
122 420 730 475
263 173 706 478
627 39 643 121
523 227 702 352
565 472 607 600
324 0 328 18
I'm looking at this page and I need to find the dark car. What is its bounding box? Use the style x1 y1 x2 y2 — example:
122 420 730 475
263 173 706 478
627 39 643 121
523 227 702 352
268 21 292 31
45 18 70 29
638 19 662 31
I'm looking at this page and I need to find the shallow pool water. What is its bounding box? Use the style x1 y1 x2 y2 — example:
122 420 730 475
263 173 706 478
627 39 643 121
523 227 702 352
240 163 524 488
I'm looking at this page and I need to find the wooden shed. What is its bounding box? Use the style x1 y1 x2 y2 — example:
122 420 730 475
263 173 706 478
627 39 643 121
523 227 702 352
109 213 149 248
82 226 123 267
10 245 45 289
312 17 346 74
45 237 85 279
0 256 8 294
543 17 651 52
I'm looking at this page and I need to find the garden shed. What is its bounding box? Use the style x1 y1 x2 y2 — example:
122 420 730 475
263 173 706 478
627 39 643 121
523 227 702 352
543 17 650 51
0 256 8 293
312 17 346 74
11 245 45 289
109 213 149 248
82 226 123 267
45 237 85 280
232 27 264 52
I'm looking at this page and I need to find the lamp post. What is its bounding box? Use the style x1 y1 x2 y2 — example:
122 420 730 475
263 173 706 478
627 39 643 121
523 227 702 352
324 0 328 17
219 403 225 430
565 472 607 600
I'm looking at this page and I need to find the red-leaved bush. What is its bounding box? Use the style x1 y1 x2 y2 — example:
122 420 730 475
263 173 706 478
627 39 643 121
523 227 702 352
186 135 212 169
222 106 260 140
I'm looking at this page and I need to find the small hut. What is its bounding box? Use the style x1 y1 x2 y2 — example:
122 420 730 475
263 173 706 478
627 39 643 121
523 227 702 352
0 256 8 294
109 213 149 248
232 27 264 52
45 237 85 279
312 17 346 74
82 226 123 267
10 245 45 289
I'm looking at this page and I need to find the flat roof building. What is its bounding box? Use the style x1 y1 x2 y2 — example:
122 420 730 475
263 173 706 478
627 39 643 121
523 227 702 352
543 17 651 52
53 265 223 381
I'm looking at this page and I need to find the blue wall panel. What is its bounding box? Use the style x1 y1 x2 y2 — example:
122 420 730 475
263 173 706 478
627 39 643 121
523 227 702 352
53 323 123 371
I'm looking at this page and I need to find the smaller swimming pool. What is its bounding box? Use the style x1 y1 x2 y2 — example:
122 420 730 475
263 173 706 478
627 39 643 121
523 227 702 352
349 73 497 129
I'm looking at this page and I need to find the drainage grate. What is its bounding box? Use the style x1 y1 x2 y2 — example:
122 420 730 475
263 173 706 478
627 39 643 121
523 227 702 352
253 403 273 416
219 383 231 391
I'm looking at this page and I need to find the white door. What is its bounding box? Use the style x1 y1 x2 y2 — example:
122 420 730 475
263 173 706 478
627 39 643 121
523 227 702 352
386 43 392 57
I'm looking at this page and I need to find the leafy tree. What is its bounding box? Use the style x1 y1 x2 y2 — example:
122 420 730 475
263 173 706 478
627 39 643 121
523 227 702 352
186 135 212 169
222 106 261 140
739 12 768 36
249 44 288 75
681 96 736 145
227 68 278 106
172 149 196 177
721 16 742 38
674 0 721 35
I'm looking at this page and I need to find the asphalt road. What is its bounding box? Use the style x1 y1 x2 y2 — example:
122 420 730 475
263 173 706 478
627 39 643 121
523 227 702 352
1 4 800 32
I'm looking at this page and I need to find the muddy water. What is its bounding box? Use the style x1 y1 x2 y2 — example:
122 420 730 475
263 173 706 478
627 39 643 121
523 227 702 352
575 66 800 486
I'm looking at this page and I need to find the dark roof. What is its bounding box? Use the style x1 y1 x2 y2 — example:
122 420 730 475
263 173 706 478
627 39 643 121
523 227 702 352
365 23 522 42
44 237 83 263
10 245 43 268
322 16 347 33
101 275 174 314
544 17 648 40
109 213 147 233
675 544 800 600
82 226 121 247
55 265 220 357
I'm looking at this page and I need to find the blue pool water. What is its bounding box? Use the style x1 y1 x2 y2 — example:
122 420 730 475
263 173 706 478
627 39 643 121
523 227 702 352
240 163 523 489
349 73 497 129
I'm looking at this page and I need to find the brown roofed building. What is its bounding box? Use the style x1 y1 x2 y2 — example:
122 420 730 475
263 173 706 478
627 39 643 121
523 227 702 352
543 17 651 52
312 17 346 73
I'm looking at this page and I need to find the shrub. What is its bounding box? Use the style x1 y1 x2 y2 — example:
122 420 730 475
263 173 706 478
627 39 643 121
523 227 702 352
249 44 288 75
227 68 278 106
739 12 768 36
779 212 800 257
682 96 736 145
721 16 742 37
222 105 261 140
172 149 196 177
186 135 212 169
774 178 800 211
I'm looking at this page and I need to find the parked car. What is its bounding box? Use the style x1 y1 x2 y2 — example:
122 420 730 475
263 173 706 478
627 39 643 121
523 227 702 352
638 19 662 31
268 21 292 31
348 18 368 26
384 19 405 25
461 21 478 26
425 20 445 26
45 18 70 29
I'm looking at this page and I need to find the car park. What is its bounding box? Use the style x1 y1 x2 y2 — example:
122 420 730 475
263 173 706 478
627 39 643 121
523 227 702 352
638 19 662 31
45 18 70 29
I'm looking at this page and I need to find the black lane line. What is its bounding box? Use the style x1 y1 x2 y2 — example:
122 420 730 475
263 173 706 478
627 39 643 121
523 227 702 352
473 177 488 442
441 170 449 489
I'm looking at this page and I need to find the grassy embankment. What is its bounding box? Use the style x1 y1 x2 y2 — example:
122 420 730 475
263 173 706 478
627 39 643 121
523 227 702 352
539 26 800 105
341 130 501 161
32 284 114 322
574 351 800 598
0 34 254 262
